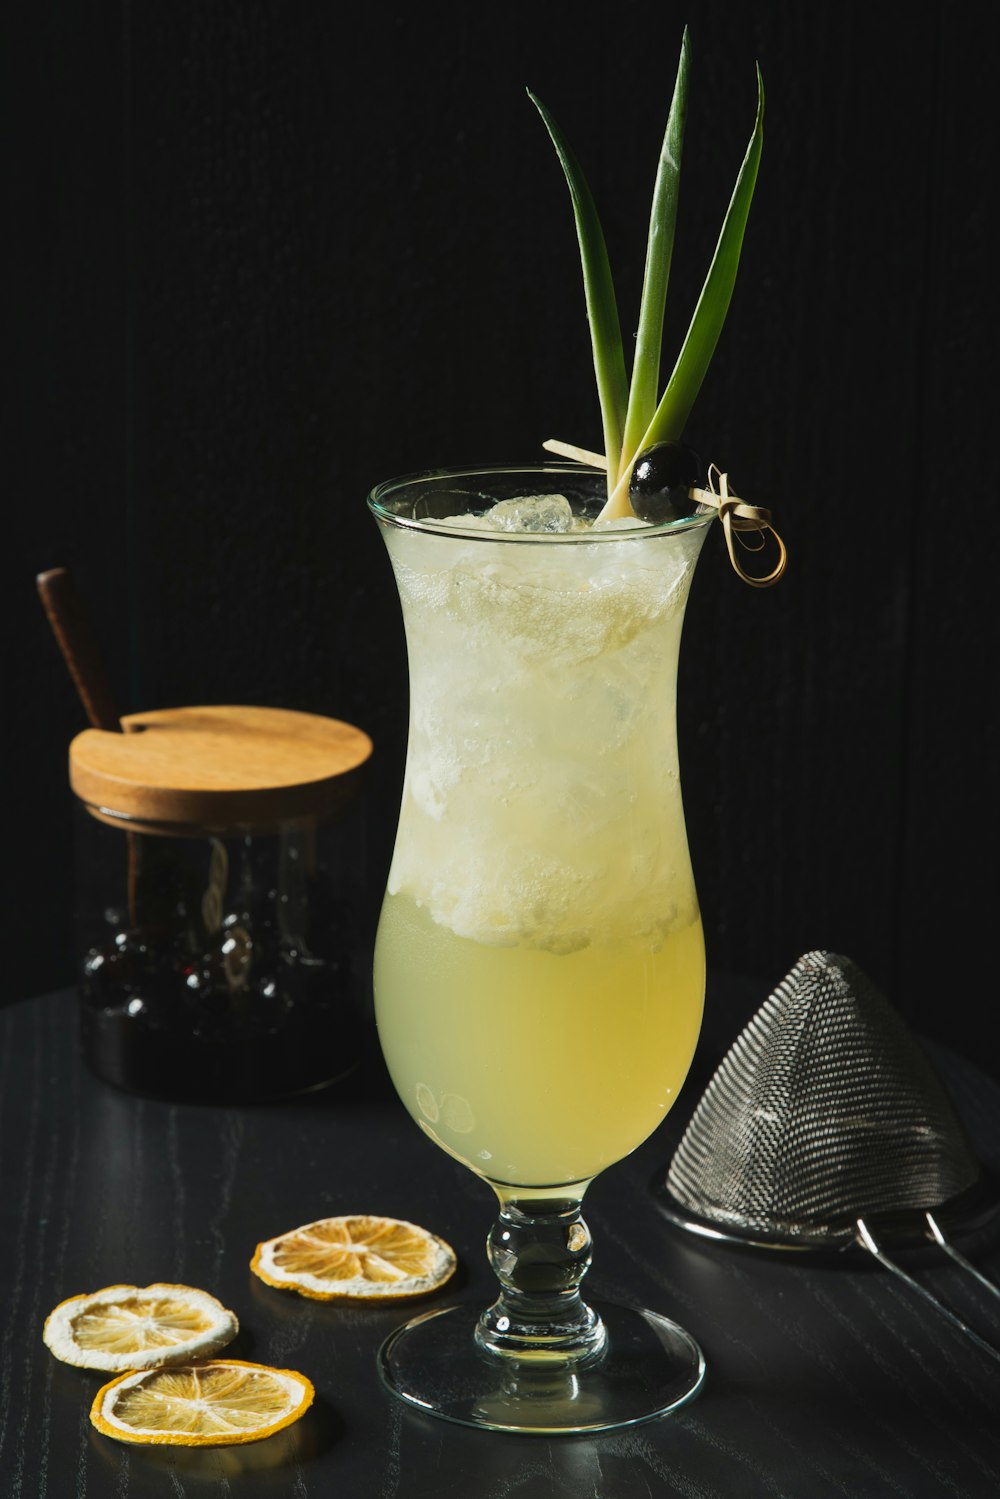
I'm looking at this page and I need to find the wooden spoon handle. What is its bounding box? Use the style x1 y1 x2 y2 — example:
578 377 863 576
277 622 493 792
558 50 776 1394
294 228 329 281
36 567 122 733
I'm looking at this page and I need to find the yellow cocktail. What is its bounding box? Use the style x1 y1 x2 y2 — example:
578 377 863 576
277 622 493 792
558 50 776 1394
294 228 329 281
376 892 703 1189
374 482 707 1203
369 469 713 1432
367 19 771 1436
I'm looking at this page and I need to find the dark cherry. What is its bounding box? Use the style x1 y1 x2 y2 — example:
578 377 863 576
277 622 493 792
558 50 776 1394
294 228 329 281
629 440 704 521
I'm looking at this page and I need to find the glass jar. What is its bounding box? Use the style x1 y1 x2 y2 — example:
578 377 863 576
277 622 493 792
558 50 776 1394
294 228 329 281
69 705 373 1103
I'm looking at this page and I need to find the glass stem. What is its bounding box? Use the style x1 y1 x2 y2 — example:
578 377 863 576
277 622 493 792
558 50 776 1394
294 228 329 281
476 1197 607 1366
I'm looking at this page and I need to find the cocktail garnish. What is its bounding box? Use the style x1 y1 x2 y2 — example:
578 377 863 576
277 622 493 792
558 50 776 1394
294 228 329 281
530 27 767 525
43 1283 239 1371
525 90 628 493
541 437 787 583
90 1359 315 1447
251 1214 457 1301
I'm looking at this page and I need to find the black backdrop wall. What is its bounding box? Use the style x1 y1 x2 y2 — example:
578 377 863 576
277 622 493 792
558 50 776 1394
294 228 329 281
6 2 999 1072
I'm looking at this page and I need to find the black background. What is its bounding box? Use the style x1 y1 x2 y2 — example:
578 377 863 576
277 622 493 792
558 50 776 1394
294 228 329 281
5 2 999 1070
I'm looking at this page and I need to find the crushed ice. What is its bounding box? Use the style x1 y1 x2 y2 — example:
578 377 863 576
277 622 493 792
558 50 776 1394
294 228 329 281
482 494 575 532
592 515 652 531
434 513 493 530
433 495 653 535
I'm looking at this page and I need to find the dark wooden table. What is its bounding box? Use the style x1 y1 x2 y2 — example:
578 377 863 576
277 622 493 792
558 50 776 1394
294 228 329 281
3 978 1000 1498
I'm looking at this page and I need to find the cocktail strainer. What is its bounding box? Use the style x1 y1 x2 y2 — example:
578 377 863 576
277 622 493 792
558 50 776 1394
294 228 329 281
658 951 1000 1361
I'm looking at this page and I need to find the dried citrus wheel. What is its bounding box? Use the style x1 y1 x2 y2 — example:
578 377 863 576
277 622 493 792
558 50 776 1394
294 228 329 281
43 1284 238 1371
90 1359 314 1447
251 1214 457 1301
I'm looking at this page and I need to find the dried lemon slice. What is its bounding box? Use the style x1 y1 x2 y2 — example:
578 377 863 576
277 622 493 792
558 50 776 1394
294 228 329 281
43 1284 238 1371
251 1214 456 1301
90 1359 314 1447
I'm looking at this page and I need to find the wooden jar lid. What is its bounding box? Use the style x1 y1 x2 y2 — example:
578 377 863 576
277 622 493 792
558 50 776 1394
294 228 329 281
69 705 373 834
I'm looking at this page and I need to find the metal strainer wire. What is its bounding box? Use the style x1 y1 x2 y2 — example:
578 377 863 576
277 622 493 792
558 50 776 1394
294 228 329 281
659 951 1000 1362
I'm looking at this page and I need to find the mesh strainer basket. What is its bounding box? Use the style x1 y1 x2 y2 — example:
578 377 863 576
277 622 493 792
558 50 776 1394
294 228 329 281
658 951 1000 1361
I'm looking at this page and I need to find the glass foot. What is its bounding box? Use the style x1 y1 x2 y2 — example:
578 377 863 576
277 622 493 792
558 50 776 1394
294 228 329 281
377 1298 706 1434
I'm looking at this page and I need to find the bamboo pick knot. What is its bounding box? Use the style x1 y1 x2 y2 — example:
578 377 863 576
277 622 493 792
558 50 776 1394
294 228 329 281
691 464 787 588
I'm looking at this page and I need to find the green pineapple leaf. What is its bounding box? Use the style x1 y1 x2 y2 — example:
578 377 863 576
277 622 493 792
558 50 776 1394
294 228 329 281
527 88 628 491
619 27 691 475
638 63 765 455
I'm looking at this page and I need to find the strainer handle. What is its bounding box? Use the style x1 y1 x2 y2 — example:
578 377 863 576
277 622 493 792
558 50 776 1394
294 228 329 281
924 1212 1000 1303
855 1218 1000 1366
